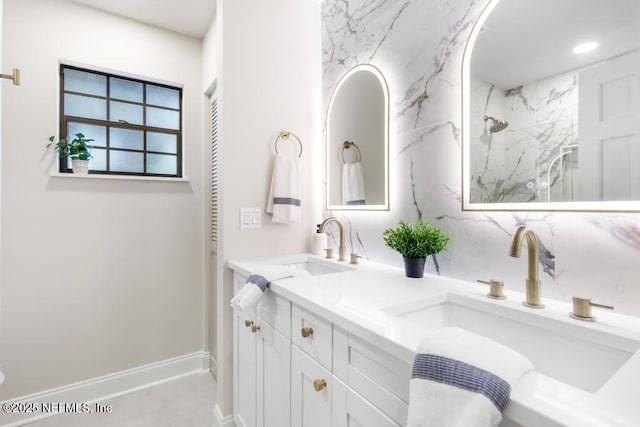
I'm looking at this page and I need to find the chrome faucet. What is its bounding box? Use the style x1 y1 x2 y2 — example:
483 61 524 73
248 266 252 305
319 217 347 261
509 226 544 309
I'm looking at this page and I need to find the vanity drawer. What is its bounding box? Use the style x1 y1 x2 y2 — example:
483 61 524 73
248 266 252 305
333 326 411 426
258 290 291 338
292 304 333 370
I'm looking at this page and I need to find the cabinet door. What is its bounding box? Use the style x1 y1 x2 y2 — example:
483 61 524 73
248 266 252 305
234 307 258 427
333 327 410 426
291 345 333 427
332 376 400 427
257 321 291 427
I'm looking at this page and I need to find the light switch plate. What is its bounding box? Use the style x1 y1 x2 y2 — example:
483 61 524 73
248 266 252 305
240 207 261 229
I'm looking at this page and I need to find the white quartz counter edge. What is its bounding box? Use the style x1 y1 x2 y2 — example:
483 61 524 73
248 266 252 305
227 254 640 427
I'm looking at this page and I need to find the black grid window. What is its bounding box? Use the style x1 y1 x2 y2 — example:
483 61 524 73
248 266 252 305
59 64 183 177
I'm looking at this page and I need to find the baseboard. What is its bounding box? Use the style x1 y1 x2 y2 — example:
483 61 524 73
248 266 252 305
213 404 235 427
0 351 210 427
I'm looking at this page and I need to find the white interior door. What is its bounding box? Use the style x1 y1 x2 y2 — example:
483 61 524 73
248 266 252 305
578 50 640 201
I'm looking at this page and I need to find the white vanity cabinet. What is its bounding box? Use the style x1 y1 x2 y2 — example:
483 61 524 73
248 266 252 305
290 303 410 427
290 304 334 426
233 273 292 427
233 271 410 427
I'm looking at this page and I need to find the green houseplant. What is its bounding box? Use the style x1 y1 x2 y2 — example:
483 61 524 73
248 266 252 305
48 132 94 174
383 219 449 278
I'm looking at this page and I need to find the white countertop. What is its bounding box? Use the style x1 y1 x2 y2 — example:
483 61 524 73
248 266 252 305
228 254 640 427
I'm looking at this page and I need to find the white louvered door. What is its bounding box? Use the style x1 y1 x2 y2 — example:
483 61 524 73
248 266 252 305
209 93 219 379
211 96 219 253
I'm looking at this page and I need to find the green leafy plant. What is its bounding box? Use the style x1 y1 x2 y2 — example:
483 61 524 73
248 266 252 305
48 132 94 160
383 219 449 258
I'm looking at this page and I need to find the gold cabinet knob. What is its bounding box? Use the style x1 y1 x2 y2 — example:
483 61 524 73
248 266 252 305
301 327 314 338
245 320 253 328
313 379 327 392
251 324 261 333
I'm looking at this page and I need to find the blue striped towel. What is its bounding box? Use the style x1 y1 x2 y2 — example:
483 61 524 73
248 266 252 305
266 155 301 223
230 274 269 314
230 266 311 314
407 327 533 427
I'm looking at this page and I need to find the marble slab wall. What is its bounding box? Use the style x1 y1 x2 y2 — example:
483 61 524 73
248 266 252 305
322 0 640 317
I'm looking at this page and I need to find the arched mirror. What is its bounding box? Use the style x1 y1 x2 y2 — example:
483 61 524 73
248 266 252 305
463 0 640 211
326 64 389 210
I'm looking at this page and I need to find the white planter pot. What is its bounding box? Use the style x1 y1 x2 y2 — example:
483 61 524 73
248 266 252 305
71 159 90 175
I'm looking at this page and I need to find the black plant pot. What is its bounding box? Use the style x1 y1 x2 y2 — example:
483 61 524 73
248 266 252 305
403 256 426 278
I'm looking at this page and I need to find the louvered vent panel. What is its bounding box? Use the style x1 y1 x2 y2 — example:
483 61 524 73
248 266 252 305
210 97 219 254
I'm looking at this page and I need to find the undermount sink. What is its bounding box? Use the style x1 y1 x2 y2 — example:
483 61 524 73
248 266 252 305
279 256 355 276
384 293 640 393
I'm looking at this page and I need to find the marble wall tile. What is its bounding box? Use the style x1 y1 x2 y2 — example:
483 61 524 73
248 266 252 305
322 0 640 317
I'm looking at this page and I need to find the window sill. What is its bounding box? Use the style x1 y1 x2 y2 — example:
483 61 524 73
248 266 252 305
50 172 191 182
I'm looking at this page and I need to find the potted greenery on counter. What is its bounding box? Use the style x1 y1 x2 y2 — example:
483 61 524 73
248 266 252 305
48 132 94 174
383 219 449 278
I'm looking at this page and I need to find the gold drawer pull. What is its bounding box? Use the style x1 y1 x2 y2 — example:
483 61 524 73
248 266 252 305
245 320 254 328
313 379 327 392
251 324 261 333
301 327 314 338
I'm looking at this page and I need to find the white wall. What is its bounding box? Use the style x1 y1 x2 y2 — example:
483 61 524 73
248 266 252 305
214 0 321 419
202 15 217 91
1 0 205 399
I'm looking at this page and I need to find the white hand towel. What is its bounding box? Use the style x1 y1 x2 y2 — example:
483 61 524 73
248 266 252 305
267 155 301 223
342 162 366 205
230 266 310 315
407 327 533 427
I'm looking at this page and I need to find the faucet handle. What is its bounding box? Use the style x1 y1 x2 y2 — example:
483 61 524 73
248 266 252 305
324 248 334 259
570 297 614 322
350 253 361 264
477 279 506 300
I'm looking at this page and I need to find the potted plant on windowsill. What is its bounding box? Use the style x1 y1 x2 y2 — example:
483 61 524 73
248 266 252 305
48 132 94 174
383 219 449 278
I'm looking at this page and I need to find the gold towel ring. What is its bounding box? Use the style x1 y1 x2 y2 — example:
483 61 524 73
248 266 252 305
341 141 361 164
274 131 303 158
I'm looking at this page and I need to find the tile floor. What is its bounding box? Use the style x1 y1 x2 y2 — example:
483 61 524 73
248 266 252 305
25 372 217 427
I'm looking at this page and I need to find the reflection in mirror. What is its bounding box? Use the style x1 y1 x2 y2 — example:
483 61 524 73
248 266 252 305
326 64 389 210
463 0 640 211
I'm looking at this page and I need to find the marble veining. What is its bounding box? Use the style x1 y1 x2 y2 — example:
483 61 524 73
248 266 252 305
397 4 477 130
322 0 640 317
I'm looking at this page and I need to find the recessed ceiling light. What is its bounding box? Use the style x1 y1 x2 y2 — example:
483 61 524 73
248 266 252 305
573 42 599 54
